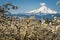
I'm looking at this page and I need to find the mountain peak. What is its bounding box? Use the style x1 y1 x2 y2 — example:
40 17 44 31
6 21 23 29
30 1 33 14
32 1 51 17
27 3 57 14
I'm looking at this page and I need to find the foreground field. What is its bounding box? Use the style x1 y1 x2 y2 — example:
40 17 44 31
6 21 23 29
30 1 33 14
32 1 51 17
0 16 60 40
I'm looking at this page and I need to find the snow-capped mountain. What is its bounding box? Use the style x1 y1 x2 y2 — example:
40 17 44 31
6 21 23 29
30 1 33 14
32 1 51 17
27 3 57 14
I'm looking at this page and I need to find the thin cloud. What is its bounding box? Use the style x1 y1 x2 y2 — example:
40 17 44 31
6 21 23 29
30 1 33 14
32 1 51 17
40 3 46 6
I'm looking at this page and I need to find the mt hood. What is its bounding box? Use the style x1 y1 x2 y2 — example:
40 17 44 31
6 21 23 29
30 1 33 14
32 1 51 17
28 3 57 14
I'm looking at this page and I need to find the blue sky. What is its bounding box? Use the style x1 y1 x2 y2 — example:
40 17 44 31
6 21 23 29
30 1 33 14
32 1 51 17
0 0 59 14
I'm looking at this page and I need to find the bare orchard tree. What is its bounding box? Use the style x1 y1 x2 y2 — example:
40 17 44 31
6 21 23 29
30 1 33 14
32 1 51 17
56 1 60 13
0 2 18 17
56 1 60 5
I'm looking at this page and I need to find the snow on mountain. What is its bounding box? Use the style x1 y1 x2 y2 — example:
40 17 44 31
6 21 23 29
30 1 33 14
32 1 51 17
27 3 57 14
